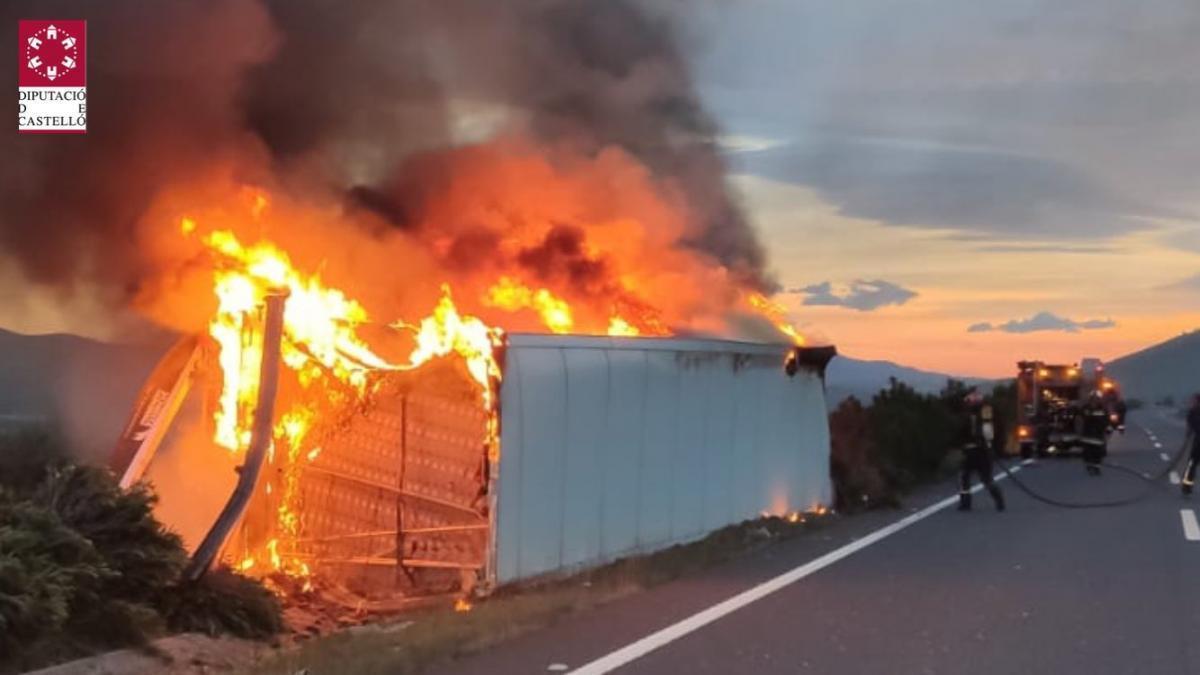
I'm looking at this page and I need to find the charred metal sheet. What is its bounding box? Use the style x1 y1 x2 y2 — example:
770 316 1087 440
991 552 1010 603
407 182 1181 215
292 357 489 592
794 345 838 377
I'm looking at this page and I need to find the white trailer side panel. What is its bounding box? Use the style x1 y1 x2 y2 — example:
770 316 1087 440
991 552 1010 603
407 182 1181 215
494 334 832 585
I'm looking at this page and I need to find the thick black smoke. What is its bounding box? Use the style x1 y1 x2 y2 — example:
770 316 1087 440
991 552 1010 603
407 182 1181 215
0 0 772 305
1 0 275 295
521 1 769 289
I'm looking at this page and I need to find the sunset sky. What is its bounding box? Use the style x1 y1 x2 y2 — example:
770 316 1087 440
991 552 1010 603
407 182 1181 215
3 0 1199 379
695 0 1200 376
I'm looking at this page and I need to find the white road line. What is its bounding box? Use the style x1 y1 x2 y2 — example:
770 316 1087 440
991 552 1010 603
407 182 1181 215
1162 453 1171 462
1171 472 1181 485
1155 442 1164 449
1182 510 1200 541
568 462 1030 675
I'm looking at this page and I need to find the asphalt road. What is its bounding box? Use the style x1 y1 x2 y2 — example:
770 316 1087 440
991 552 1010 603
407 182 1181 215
433 408 1197 675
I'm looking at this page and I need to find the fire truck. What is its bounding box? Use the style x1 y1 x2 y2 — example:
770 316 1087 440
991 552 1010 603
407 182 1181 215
1015 358 1125 457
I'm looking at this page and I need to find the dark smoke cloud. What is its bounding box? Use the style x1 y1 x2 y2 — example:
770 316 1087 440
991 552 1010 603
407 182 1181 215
2 0 275 294
242 0 450 166
513 1 769 288
1 0 772 304
332 0 771 288
516 225 611 294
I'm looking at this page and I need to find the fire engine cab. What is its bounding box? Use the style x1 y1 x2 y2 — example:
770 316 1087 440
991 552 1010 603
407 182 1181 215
1015 358 1125 457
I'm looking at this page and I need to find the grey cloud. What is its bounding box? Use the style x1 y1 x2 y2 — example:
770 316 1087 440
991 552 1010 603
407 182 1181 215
968 311 1117 333
733 137 1165 240
791 279 917 311
973 244 1117 254
677 0 1200 244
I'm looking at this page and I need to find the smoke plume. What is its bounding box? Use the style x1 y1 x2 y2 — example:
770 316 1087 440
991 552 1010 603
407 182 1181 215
1 0 774 334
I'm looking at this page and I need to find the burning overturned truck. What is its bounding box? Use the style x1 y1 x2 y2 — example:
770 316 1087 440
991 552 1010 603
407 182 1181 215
109 228 836 604
2 0 844 616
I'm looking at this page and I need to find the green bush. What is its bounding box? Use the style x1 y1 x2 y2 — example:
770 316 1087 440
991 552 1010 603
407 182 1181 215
34 465 188 605
868 378 957 489
829 378 1010 510
0 458 281 671
0 491 111 659
828 397 894 511
162 568 283 640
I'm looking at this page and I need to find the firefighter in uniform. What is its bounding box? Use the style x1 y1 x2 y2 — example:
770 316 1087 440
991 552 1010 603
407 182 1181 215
1079 392 1109 476
958 390 1006 512
1182 394 1200 495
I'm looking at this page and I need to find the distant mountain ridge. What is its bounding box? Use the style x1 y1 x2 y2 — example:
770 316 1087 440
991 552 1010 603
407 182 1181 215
3 327 1195 460
1106 329 1200 405
827 329 1200 408
0 329 167 462
823 355 989 408
3 329 982 447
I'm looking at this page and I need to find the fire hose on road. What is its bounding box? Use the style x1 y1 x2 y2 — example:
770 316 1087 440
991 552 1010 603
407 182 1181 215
993 430 1194 509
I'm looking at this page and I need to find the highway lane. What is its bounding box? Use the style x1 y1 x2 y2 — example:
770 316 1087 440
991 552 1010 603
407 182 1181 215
433 409 1198 675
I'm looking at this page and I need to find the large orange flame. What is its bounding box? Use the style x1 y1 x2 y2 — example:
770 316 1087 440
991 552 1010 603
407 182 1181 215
188 221 511 579
180 182 807 581
396 283 504 410
198 228 393 452
484 276 574 333
747 292 806 346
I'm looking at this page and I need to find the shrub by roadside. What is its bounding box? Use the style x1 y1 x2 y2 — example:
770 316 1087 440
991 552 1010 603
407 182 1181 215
162 568 283 640
828 396 893 511
0 432 281 673
830 378 1012 512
